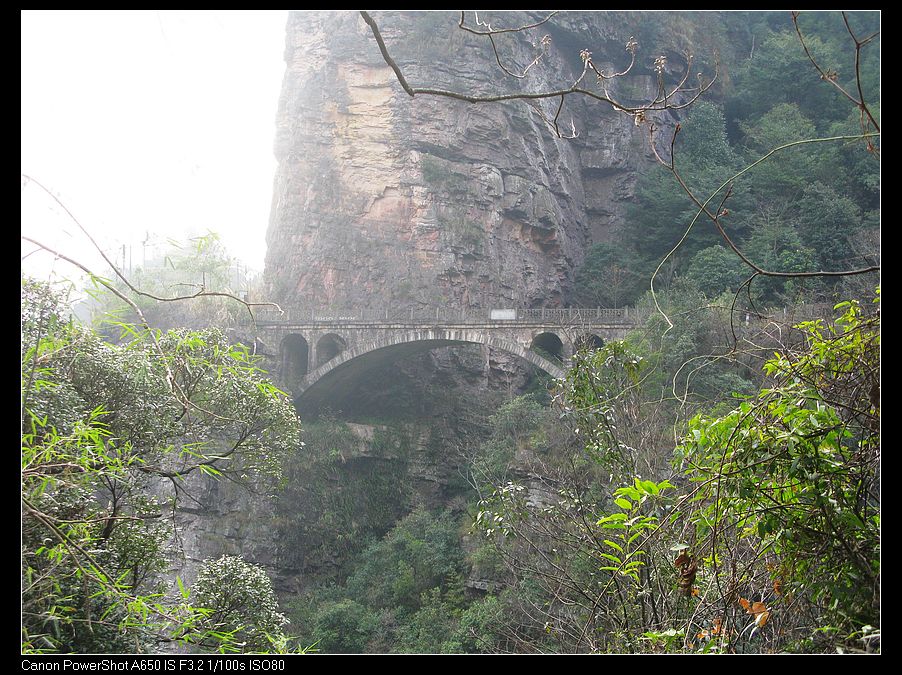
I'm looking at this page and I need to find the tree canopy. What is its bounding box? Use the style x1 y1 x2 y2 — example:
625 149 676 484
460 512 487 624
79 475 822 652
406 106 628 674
22 279 301 653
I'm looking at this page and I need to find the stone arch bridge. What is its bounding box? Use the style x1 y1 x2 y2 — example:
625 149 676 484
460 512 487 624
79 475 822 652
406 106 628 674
251 307 637 413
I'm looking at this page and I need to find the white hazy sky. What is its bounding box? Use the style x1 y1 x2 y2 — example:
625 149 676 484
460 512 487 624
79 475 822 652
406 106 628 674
21 9 289 281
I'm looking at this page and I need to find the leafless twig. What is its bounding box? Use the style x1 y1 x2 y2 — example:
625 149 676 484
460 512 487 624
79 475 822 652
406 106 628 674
792 11 879 149
22 174 283 323
458 11 557 80
360 11 717 137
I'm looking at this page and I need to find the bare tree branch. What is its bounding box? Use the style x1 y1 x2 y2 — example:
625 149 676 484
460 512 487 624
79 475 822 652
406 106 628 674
359 11 416 97
457 11 556 80
458 10 559 36
648 129 881 281
359 10 717 137
22 174 283 322
792 11 879 140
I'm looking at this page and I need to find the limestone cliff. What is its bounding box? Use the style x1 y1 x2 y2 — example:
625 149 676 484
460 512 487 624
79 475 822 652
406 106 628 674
263 10 710 313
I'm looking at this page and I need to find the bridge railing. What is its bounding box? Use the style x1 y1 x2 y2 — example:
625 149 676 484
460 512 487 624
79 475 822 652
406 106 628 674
240 304 848 327
516 307 631 323
241 302 845 328
244 306 638 326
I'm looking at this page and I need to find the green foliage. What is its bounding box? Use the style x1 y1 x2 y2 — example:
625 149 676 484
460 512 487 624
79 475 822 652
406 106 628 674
449 594 508 653
793 182 863 270
573 243 646 307
824 111 880 210
726 30 844 131
743 215 820 303
474 474 678 652
474 294 878 653
628 282 768 432
467 285 878 653
393 588 466 654
685 244 748 294
461 394 556 493
192 556 289 652
740 103 821 198
346 508 466 611
284 507 470 654
21 279 301 653
556 340 646 472
490 396 547 440
309 598 378 654
676 293 880 649
469 351 684 651
607 14 879 308
274 420 412 573
626 102 749 273
596 478 675 584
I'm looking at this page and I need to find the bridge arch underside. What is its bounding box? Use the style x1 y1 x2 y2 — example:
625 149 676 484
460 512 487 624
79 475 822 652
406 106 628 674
295 331 565 416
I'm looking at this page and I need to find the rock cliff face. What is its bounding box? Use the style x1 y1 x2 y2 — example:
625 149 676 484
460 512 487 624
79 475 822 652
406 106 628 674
264 11 695 313
171 419 472 593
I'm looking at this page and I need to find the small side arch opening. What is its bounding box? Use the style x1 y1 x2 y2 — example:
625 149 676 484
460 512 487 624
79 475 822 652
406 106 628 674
575 334 605 353
530 331 564 362
280 334 309 387
315 333 348 368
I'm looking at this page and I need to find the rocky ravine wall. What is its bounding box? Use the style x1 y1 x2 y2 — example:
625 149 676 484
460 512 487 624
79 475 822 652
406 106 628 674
170 421 456 594
264 10 691 312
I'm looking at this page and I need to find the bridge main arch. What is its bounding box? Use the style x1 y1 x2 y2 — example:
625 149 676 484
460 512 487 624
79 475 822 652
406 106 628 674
295 328 566 413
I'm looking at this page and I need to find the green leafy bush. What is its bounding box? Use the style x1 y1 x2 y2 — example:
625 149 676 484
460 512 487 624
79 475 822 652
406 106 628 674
192 556 289 652
21 279 301 653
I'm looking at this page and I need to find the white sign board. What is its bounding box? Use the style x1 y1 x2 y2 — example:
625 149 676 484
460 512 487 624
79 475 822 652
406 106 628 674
490 309 517 321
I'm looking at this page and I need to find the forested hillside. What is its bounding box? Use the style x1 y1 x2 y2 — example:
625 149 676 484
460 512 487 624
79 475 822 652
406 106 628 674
577 13 879 308
22 10 878 655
